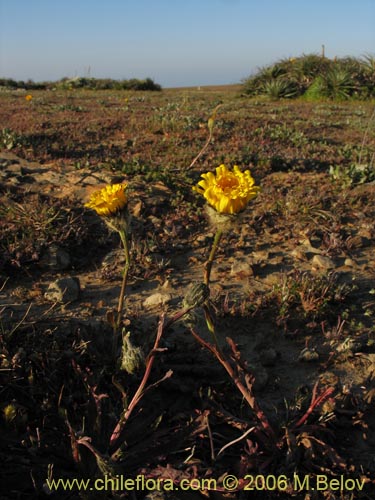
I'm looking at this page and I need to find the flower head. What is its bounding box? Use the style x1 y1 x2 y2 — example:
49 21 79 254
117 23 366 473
193 164 260 214
25 94 32 101
85 183 128 217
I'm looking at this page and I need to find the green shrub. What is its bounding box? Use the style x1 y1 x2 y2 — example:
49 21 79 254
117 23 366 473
0 78 19 89
304 76 325 100
0 76 162 91
290 54 331 86
321 67 356 100
243 53 375 100
53 76 162 91
260 78 299 99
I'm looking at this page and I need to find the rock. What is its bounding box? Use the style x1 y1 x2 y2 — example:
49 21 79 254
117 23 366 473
102 249 125 268
270 254 285 266
230 259 254 278
252 250 270 263
143 292 171 309
263 272 284 286
45 277 80 303
291 247 308 261
312 254 335 270
79 174 103 186
299 237 322 254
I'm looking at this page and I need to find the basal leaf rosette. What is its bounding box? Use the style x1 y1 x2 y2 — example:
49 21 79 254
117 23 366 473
193 164 260 229
85 183 130 233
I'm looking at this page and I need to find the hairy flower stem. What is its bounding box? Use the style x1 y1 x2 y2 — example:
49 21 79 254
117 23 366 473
202 229 223 346
117 229 130 323
163 304 198 330
112 229 130 357
110 314 167 454
204 229 223 286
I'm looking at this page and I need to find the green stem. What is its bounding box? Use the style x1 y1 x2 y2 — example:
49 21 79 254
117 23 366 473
112 229 130 359
117 229 130 324
110 314 166 454
204 229 223 286
202 228 223 347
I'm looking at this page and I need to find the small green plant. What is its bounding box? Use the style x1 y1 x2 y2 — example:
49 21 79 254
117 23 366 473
266 123 308 147
0 128 22 150
330 106 375 184
54 103 84 112
329 162 375 186
271 270 352 325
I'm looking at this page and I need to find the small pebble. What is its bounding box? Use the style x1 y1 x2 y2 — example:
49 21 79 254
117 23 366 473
312 254 335 270
143 292 171 308
45 277 80 303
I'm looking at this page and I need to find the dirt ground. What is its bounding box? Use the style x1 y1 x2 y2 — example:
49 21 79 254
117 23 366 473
1 88 375 499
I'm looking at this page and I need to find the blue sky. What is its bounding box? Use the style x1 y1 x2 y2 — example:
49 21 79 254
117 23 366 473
1 0 374 87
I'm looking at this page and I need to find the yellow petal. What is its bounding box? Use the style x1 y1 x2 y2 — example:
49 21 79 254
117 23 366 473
85 184 128 217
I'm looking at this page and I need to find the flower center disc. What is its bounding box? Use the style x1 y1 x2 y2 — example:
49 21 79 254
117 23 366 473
217 174 239 192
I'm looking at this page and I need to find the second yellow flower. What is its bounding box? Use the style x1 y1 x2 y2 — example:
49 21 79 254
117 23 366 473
193 164 260 214
85 183 128 217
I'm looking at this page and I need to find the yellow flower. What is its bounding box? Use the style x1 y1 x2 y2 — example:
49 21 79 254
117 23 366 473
193 164 260 214
85 183 128 217
25 94 32 101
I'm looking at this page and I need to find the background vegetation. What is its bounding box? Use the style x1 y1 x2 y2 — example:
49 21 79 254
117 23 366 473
0 76 162 91
243 53 375 100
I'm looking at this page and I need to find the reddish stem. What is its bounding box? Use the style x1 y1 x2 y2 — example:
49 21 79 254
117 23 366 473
190 328 275 441
293 382 335 429
109 314 166 451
